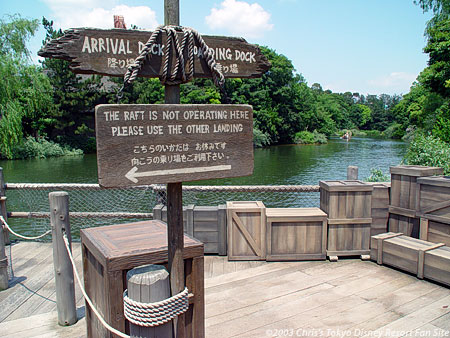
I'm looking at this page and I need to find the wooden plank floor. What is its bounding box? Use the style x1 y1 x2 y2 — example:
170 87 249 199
0 241 449 337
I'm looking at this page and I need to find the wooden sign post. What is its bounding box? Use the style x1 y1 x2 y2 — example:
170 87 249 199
39 0 269 336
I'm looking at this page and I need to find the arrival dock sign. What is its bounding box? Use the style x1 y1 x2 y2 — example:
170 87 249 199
95 104 254 187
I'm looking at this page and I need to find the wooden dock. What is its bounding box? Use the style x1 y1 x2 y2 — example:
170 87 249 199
0 241 449 337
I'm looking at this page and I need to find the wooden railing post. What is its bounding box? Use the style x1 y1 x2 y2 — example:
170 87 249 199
127 264 173 338
0 168 9 245
49 192 77 326
347 166 359 180
0 217 8 291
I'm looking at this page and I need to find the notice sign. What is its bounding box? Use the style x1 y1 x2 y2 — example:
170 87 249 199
95 104 254 187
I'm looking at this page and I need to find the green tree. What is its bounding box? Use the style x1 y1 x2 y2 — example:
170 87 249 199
0 15 55 158
422 19 450 98
414 0 450 28
41 17 105 152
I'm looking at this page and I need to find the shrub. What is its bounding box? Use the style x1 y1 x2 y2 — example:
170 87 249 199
384 123 404 139
294 130 327 144
365 168 390 182
253 128 271 148
9 137 83 159
404 133 450 175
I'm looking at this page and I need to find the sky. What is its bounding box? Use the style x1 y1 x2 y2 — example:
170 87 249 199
0 0 433 96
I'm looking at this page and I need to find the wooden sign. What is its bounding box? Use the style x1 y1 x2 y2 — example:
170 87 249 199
38 28 270 78
95 104 254 187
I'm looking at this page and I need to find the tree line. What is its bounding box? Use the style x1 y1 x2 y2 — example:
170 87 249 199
0 0 449 162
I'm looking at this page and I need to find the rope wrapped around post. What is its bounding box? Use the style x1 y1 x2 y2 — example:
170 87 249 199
123 25 225 89
123 287 189 327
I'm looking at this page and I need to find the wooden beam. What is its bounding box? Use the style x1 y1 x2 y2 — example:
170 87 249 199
49 192 77 326
347 166 358 180
0 168 9 245
127 265 173 337
165 2 185 337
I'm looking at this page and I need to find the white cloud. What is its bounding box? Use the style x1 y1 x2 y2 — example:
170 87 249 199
367 72 417 94
205 0 273 38
43 1 159 30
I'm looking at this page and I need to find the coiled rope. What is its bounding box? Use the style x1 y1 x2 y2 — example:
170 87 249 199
0 215 51 240
122 25 226 92
123 287 189 327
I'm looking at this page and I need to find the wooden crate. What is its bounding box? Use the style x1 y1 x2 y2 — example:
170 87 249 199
81 220 204 338
153 204 193 235
368 182 390 239
320 180 373 260
416 176 450 246
389 165 443 237
370 232 449 287
193 205 227 255
423 245 450 287
227 201 266 261
153 204 227 255
266 208 327 261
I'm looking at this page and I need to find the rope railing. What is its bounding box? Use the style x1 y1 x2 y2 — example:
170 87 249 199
5 183 320 192
0 215 51 240
3 183 321 240
8 212 153 219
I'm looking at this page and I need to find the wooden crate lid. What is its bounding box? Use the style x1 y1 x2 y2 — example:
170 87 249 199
367 182 391 188
389 165 443 177
319 180 373 192
226 201 265 209
425 245 450 260
371 232 403 240
80 220 203 271
417 176 450 188
386 235 439 251
266 207 326 219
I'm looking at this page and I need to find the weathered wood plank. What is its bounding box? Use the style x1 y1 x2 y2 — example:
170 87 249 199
38 28 270 79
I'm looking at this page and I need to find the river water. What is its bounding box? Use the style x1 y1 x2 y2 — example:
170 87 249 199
1 137 406 185
0 137 406 239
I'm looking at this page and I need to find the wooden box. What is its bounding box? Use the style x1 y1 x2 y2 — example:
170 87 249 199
389 165 443 237
227 201 266 261
153 204 193 235
193 205 227 255
320 180 373 259
266 208 327 261
81 220 204 338
423 245 450 287
371 232 449 287
416 176 450 246
153 204 227 255
368 182 390 239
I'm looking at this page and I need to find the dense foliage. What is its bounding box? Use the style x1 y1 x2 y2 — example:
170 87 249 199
395 0 450 169
0 15 56 158
404 133 450 174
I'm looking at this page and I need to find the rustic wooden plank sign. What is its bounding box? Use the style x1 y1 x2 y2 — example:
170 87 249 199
38 28 270 79
95 104 253 187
